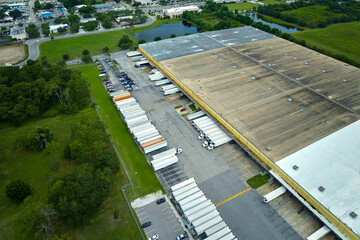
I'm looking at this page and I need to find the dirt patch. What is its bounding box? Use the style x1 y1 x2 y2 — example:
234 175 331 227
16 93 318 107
0 44 25 66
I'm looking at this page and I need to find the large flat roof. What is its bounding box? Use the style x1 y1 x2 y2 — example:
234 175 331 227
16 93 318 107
140 26 360 238
277 120 360 236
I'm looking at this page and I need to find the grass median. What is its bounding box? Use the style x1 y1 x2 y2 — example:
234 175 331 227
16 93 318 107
71 63 163 200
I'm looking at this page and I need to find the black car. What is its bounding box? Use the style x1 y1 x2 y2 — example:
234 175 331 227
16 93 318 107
141 221 151 228
156 198 165 205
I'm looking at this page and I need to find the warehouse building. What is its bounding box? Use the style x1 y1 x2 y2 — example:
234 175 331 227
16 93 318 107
163 5 199 18
139 26 360 240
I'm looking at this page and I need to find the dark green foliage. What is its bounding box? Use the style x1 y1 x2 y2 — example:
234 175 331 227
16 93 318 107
62 54 70 61
34 0 41 12
6 180 31 203
102 19 112 29
81 55 92 63
57 27 67 33
41 23 50 36
82 49 89 55
94 12 108 21
43 3 54 9
154 36 162 41
102 46 109 53
138 39 146 44
118 35 133 49
28 24 40 38
17 126 53 151
54 17 63 24
68 14 80 24
49 163 114 225
79 6 95 14
70 23 79 33
0 60 89 123
170 34 176 38
82 21 98 31
257 0 360 28
133 1 141 7
94 152 119 174
9 9 22 19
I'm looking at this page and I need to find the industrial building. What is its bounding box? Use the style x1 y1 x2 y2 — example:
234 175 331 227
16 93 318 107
9 27 27 40
163 5 199 18
139 26 360 240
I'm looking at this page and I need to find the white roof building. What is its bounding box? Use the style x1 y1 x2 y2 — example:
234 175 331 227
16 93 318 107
49 24 68 33
9 27 27 40
163 5 199 18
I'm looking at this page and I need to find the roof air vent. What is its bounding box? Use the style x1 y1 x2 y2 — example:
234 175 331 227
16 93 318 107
245 52 248 55
284 53 288 56
294 57 297 60
350 212 358 218
345 63 349 66
319 186 325 192
251 77 256 80
295 78 300 81
342 79 347 83
233 66 237 69
293 165 299 170
265 147 272 151
270 47 273 50
322 70 326 73
316 52 320 55
301 106 305 110
268 64 272 67
304 62 309 65
357 85 359 89
287 98 293 102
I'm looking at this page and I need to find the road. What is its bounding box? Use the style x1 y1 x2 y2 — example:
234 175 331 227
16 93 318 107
17 14 155 66
28 0 36 22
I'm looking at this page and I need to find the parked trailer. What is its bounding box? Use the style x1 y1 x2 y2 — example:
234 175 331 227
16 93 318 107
135 129 159 140
128 119 152 129
155 79 170 86
164 88 180 95
197 122 216 131
187 205 217 224
263 186 287 203
212 137 232 147
202 127 223 135
151 154 177 166
141 137 165 148
208 133 229 143
193 117 211 127
133 127 157 137
99 73 106 78
115 97 136 106
127 51 141 57
113 93 132 102
152 148 177 160
181 195 207 211
219 232 236 240
183 200 213 219
110 90 128 98
124 111 146 120
204 227 231 240
132 56 143 62
137 132 160 143
135 60 149 68
122 106 142 115
176 187 201 202
143 140 167 154
306 226 331 240
192 116 209 124
196 217 224 236
170 178 195 192
204 221 227 237
151 155 178 171
126 115 149 127
191 210 220 228
116 101 138 109
178 191 204 207
130 123 153 134
172 182 198 199
149 72 166 81
162 84 177 91
187 111 205 121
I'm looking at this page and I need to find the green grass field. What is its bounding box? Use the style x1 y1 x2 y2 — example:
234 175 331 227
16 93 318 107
259 14 307 29
225 0 282 11
292 22 360 64
247 174 270 189
40 30 130 63
71 64 163 200
282 5 346 25
0 112 79 239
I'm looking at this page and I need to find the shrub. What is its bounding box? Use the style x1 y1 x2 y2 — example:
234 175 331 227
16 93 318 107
6 180 31 203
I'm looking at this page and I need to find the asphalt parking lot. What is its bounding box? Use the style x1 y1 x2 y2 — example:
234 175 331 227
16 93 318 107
102 51 333 240
135 200 185 240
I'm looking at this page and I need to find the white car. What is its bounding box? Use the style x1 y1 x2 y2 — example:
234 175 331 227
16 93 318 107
148 234 159 240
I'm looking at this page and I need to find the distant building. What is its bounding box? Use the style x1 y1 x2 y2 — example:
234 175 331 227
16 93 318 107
9 27 27 40
163 5 199 18
115 16 132 23
49 24 68 33
80 17 97 23
40 12 52 18
8 3 25 9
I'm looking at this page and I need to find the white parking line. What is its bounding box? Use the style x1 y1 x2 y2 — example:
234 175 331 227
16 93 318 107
146 229 155 235
160 206 170 211
170 223 180 229
136 211 146 216
168 218 177 224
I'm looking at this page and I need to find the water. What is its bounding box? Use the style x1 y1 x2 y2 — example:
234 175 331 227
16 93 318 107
134 21 199 42
246 13 299 33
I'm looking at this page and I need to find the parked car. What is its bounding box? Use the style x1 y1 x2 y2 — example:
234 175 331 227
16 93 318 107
141 221 151 228
148 234 159 240
176 232 187 240
180 108 186 112
156 198 165 205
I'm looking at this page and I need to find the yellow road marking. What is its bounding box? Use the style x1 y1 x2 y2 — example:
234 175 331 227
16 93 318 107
216 188 251 207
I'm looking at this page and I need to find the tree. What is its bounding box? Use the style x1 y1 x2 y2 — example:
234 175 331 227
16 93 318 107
70 23 79 33
170 33 176 38
45 141 60 169
43 3 54 9
28 24 40 38
34 0 41 12
57 27 67 33
41 23 50 36
133 1 141 7
101 19 112 29
82 55 92 63
35 206 57 240
135 9 143 16
138 39 146 44
118 35 133 49
154 36 162 41
6 180 31 203
51 234 73 240
62 54 69 61
54 17 62 24
103 46 109 53
82 49 89 55
9 9 22 19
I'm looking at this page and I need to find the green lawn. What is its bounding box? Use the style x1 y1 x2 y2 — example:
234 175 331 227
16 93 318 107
224 2 257 11
292 22 360 64
71 64 163 200
282 5 346 26
40 30 130 63
247 173 270 189
0 112 80 239
259 14 307 29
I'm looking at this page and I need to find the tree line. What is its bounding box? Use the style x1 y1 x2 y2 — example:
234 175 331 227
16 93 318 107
0 58 88 125
257 0 360 28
